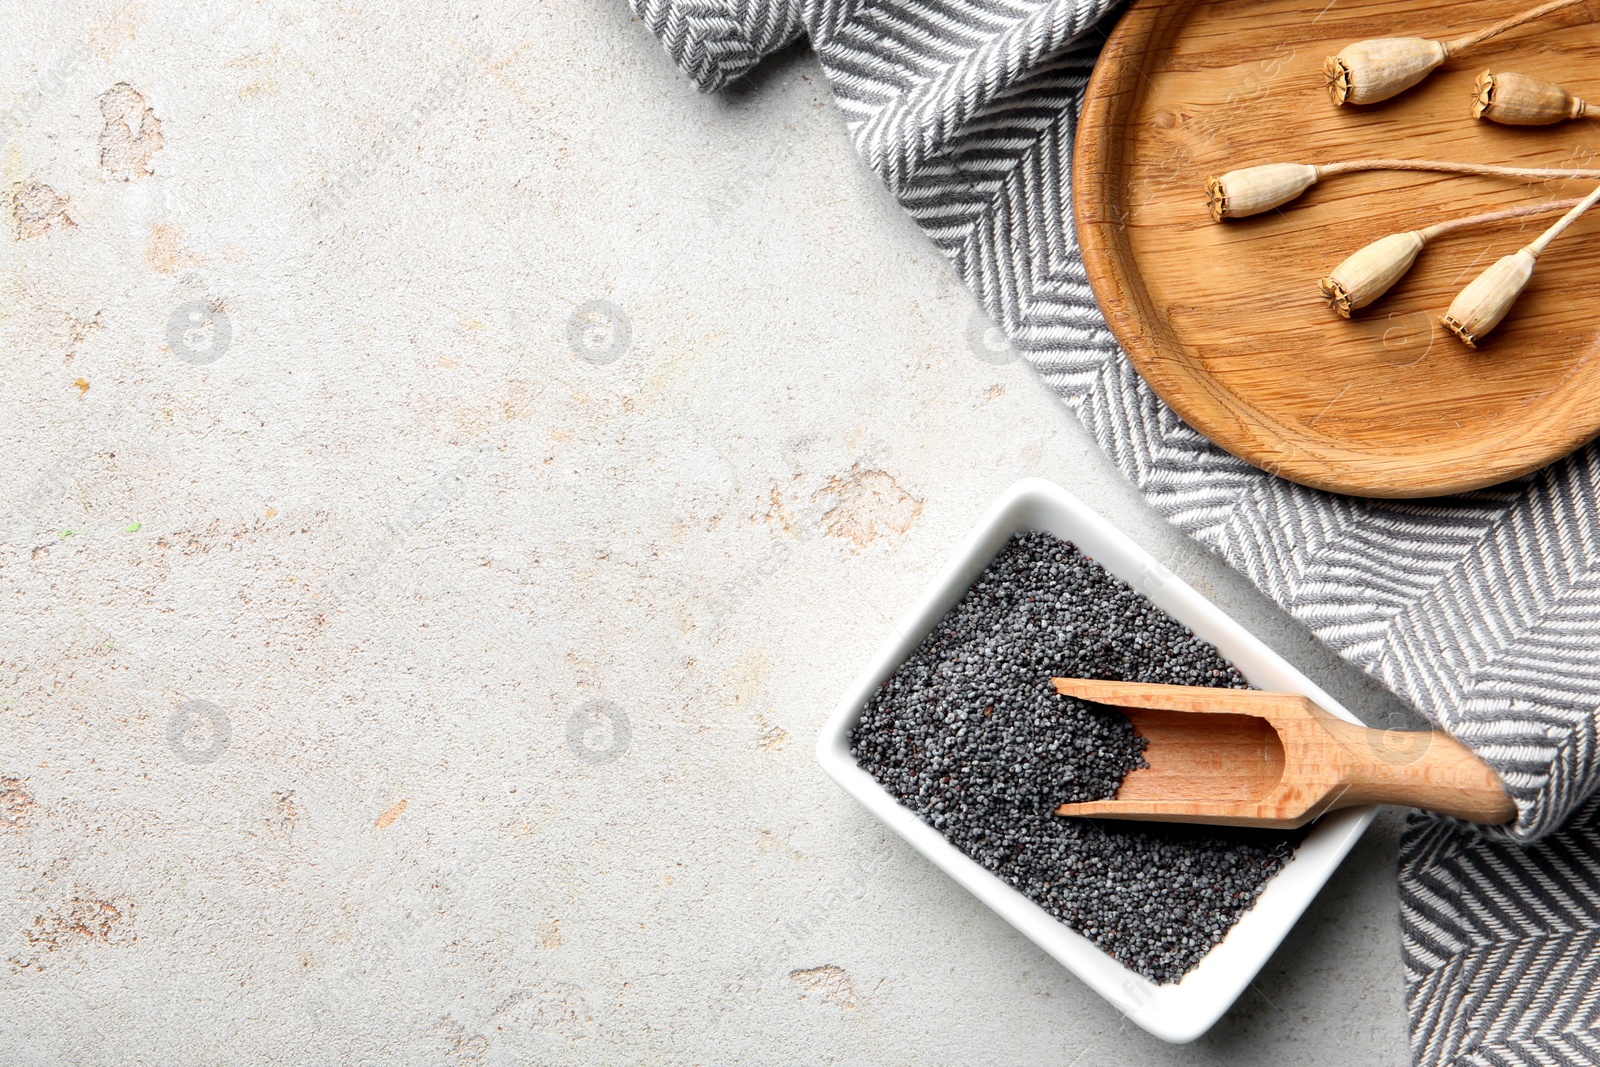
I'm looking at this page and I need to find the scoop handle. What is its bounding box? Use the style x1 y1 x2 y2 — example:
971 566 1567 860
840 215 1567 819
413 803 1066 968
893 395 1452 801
1321 719 1517 824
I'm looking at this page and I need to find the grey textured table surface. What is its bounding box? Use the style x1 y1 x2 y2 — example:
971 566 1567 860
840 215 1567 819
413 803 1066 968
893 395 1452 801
2 3 1419 1063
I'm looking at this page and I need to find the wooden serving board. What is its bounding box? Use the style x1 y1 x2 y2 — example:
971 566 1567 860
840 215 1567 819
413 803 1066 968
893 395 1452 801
1075 0 1600 497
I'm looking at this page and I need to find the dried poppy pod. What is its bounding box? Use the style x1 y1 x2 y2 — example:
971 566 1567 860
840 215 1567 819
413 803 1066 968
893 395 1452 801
1324 38 1450 106
1442 182 1600 347
1207 163 1319 220
1442 249 1539 347
1473 70 1589 125
1320 231 1427 317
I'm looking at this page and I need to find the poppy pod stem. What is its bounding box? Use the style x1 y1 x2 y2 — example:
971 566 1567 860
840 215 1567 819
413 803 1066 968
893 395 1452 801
1527 182 1600 257
1417 198 1585 242
1442 0 1588 54
1316 158 1600 181
1320 199 1583 318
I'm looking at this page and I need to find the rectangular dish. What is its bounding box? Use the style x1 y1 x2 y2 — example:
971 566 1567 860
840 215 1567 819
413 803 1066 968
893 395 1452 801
815 477 1374 1043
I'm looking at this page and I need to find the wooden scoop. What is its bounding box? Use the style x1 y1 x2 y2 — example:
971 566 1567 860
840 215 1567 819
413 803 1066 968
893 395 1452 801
1051 678 1516 829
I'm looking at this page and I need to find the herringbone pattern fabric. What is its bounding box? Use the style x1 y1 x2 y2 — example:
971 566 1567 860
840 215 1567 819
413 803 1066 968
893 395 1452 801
630 1 1600 1061
1402 798 1600 1066
630 0 805 90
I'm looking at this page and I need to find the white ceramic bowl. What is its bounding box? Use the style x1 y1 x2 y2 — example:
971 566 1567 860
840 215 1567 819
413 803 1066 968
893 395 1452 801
816 478 1374 1043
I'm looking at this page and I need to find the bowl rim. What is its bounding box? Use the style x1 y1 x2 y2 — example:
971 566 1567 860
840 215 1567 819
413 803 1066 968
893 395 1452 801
815 477 1374 1043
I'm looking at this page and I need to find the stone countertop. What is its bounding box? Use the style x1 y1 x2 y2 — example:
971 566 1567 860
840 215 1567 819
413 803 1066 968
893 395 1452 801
1 3 1416 1063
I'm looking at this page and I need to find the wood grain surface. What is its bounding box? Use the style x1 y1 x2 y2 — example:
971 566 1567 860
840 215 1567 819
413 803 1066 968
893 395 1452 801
1075 0 1600 497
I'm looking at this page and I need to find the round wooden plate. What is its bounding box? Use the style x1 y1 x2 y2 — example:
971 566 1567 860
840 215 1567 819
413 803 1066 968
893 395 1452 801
1075 0 1600 498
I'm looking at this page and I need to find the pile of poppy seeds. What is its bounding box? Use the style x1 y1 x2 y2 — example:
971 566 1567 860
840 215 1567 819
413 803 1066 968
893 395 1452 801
850 531 1300 984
